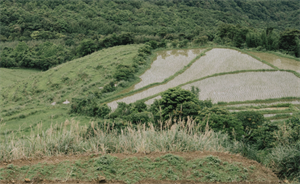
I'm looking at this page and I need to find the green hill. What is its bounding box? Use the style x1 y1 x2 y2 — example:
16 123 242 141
0 44 149 137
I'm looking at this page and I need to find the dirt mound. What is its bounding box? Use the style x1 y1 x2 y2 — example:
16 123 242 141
0 151 279 184
0 181 281 184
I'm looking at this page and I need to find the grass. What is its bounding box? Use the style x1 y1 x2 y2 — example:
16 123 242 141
0 154 257 183
0 118 233 160
0 44 152 139
0 117 280 183
0 68 40 90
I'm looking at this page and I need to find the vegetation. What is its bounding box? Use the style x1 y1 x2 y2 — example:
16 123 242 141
1 1 300 182
0 154 266 183
0 0 299 71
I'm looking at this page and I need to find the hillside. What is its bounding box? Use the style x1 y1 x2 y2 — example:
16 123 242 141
1 45 300 183
1 0 299 42
0 44 147 138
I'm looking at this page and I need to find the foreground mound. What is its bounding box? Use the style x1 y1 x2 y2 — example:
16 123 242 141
0 152 278 184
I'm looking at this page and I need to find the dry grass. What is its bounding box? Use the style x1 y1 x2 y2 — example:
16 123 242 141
182 71 300 103
0 118 234 161
134 49 204 89
249 51 300 73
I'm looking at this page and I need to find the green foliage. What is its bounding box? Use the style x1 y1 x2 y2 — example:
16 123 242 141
77 39 97 57
270 141 300 181
250 122 279 149
109 101 153 124
198 107 244 140
159 88 199 120
236 111 265 142
70 97 111 118
194 36 208 45
279 29 300 57
114 64 135 81
1 41 73 70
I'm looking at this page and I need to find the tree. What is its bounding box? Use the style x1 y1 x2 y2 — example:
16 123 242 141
158 87 200 120
77 39 97 57
279 29 300 57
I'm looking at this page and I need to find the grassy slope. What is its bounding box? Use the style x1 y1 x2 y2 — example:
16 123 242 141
0 68 40 90
0 44 143 137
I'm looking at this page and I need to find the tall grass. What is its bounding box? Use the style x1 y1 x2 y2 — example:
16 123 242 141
0 118 235 161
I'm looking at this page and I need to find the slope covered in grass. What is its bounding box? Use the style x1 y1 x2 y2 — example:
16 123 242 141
0 68 40 89
108 48 273 109
0 44 143 137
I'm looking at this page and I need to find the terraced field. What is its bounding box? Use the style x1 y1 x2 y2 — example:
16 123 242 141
249 51 300 73
181 71 300 103
108 48 275 109
134 49 204 89
1 46 300 135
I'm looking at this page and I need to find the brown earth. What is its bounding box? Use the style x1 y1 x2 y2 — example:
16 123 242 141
0 151 280 184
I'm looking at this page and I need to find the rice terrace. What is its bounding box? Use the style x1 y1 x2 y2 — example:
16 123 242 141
0 0 300 184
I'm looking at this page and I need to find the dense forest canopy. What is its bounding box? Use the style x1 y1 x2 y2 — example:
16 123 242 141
1 0 299 41
0 0 299 70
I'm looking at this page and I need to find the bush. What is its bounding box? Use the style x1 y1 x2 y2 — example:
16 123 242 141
270 141 300 181
176 101 201 120
128 111 153 124
250 122 279 149
236 111 265 142
102 81 116 93
70 97 111 118
114 65 135 81
198 107 244 140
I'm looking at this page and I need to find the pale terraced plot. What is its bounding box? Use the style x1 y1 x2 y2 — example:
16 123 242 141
249 51 300 73
134 49 203 89
181 71 300 103
108 48 273 109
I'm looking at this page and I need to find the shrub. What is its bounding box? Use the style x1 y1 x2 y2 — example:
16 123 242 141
236 111 265 142
102 81 116 93
114 64 135 81
250 122 279 149
128 111 153 124
198 107 244 140
70 97 111 118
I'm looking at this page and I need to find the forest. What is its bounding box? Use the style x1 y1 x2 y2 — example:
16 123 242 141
0 0 299 70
